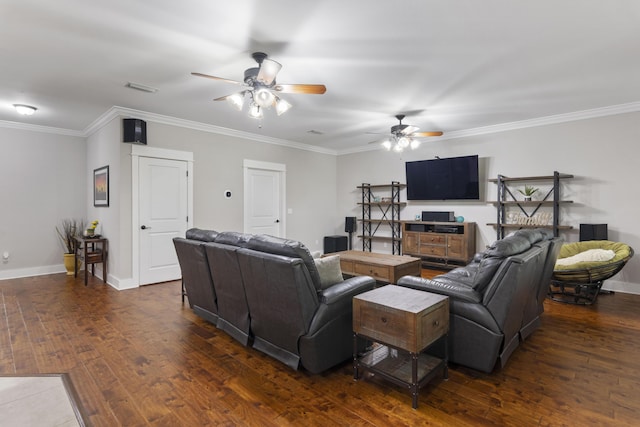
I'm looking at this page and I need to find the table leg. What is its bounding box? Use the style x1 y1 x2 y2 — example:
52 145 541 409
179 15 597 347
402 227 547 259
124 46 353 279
411 352 418 409
443 333 449 380
353 333 359 380
83 244 88 286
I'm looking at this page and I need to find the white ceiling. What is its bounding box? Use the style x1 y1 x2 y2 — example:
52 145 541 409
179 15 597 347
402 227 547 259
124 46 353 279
1 0 639 152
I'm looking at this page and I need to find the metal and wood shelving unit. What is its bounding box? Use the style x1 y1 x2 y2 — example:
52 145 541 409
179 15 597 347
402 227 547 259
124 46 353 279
357 182 405 255
488 171 574 239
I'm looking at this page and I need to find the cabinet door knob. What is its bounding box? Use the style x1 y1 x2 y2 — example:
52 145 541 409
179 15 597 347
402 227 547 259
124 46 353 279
141 225 151 230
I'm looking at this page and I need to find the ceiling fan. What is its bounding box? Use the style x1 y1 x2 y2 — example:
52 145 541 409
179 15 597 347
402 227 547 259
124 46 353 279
192 52 326 119
372 114 443 152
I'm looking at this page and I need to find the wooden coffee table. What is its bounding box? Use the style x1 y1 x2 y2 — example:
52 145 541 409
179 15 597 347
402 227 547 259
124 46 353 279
335 250 421 284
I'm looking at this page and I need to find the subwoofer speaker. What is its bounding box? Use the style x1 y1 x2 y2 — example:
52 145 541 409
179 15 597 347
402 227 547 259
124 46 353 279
324 236 347 254
580 224 608 241
345 216 357 233
123 118 147 145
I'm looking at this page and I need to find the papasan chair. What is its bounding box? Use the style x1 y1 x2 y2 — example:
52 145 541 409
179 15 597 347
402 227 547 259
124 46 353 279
549 240 634 305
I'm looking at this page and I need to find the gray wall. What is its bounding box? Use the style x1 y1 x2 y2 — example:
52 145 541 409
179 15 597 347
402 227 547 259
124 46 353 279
2 109 638 294
0 127 86 278
337 111 640 293
145 121 338 248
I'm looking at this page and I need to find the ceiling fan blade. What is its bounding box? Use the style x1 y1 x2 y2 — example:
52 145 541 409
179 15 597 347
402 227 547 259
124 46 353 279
413 131 444 137
274 84 327 94
213 94 233 101
400 125 419 135
257 58 282 85
191 72 244 85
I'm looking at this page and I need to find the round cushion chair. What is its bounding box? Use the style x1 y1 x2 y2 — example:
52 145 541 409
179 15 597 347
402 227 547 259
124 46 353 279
549 240 634 305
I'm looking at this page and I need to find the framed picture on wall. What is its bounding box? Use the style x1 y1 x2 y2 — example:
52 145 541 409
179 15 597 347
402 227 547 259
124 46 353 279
94 165 109 207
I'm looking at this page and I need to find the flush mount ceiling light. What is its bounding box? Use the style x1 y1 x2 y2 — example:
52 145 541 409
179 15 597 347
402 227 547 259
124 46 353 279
192 52 326 121
13 104 37 116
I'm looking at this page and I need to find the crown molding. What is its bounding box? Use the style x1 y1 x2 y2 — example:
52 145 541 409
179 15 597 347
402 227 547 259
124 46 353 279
84 106 339 156
0 119 84 137
337 101 640 155
3 101 639 156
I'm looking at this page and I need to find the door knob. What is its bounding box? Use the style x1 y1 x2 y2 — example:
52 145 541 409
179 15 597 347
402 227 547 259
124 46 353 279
141 225 151 230
275 219 280 223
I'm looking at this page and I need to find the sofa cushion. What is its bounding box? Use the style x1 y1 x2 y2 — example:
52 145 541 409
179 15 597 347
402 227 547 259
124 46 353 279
484 235 531 258
469 235 531 292
246 234 323 289
314 255 343 290
512 229 545 244
214 231 252 247
555 248 615 266
185 228 219 242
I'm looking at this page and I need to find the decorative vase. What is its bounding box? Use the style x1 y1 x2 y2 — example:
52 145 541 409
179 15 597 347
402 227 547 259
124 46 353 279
63 253 78 276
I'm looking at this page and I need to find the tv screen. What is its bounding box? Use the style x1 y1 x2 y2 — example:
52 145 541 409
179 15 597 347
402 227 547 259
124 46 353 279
405 155 480 200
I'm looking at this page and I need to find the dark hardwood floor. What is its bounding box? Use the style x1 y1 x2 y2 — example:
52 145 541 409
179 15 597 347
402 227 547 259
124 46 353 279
1 273 639 426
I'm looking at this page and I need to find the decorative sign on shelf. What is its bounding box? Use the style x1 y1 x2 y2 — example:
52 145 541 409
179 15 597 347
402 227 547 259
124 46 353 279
507 212 552 226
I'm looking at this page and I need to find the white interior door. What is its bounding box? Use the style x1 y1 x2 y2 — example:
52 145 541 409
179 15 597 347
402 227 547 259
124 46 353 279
244 160 285 237
139 157 188 285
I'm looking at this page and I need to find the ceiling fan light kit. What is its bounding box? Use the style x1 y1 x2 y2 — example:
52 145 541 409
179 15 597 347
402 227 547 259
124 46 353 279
13 104 37 116
380 114 442 152
193 52 326 121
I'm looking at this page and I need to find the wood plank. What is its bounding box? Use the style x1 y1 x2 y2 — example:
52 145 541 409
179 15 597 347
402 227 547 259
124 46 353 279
0 273 639 425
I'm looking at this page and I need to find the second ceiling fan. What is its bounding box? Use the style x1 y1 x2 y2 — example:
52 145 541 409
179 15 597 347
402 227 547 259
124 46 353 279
375 114 443 152
192 52 326 119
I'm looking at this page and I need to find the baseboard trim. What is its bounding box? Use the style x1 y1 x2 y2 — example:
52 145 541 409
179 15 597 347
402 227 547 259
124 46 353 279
601 279 640 295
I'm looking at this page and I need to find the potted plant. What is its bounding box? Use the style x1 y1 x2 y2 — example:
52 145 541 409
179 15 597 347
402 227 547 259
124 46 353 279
56 219 84 275
517 185 538 201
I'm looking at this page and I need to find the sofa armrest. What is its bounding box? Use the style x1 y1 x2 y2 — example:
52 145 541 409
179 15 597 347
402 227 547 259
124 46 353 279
319 275 376 305
397 275 482 304
307 276 375 335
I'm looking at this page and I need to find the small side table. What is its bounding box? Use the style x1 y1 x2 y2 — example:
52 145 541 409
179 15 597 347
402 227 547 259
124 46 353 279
353 285 449 409
73 236 108 286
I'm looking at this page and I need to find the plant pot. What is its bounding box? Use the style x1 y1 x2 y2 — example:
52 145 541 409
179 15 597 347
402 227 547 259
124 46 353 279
63 253 81 276
524 196 532 202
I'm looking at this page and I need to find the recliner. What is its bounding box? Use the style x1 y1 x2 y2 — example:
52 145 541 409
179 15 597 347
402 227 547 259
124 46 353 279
237 234 375 373
397 229 560 373
203 232 253 346
172 228 219 324
174 229 376 374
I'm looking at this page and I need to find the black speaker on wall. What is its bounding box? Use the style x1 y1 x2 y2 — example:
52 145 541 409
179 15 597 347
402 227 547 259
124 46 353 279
345 216 357 233
580 224 608 241
123 118 147 145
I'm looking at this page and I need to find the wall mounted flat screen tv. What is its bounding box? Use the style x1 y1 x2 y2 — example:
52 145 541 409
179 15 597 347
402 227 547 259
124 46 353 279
405 155 480 200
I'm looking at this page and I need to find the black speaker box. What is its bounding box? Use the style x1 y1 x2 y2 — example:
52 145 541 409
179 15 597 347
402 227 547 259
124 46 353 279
580 224 608 241
345 217 357 233
422 211 455 222
408 224 426 232
324 235 347 254
123 118 147 145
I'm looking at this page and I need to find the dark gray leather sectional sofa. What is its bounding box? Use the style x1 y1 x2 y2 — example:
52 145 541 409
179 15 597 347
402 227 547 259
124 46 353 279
397 229 562 373
173 229 375 374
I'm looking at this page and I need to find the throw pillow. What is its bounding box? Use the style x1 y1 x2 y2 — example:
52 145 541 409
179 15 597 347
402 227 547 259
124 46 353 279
555 248 616 266
314 255 343 290
310 250 323 259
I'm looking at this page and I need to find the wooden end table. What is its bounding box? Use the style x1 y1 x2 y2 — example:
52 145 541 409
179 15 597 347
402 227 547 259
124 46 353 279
73 236 108 286
353 285 449 409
